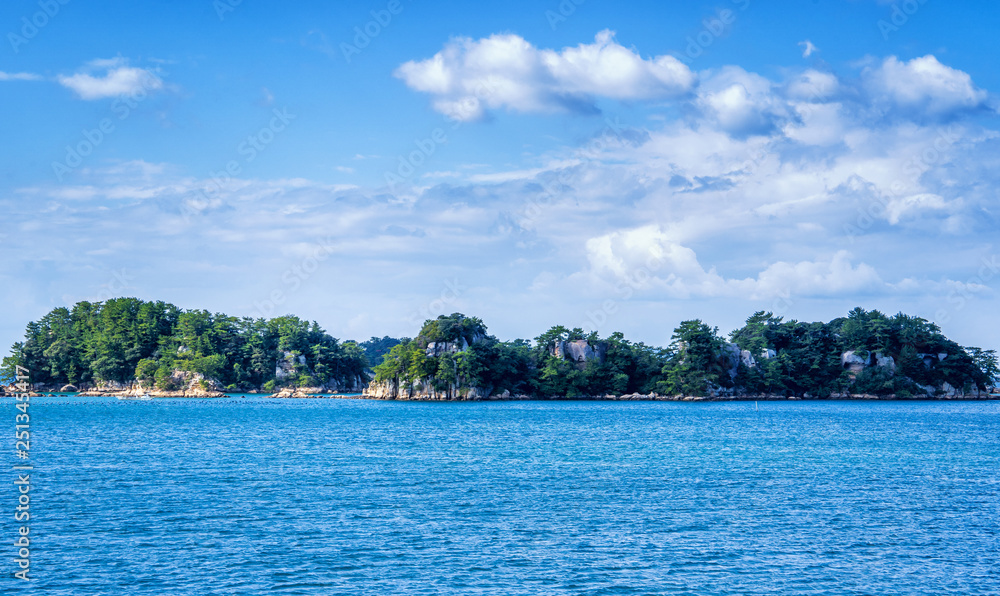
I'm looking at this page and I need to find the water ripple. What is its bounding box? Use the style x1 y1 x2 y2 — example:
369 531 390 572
1 398 998 594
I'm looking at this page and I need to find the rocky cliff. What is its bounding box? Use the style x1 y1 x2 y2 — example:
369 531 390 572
727 345 985 398
363 317 495 400
78 370 226 398
551 339 606 368
364 378 496 401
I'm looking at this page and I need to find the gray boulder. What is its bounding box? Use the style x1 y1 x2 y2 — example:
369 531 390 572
841 351 868 373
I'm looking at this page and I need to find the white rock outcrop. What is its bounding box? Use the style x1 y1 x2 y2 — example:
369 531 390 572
842 351 868 373
875 352 896 373
552 340 606 365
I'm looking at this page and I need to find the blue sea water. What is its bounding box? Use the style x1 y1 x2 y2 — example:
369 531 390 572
2 396 999 595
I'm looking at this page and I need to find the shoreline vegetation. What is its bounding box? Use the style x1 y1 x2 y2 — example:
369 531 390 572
9 392 999 402
2 298 998 401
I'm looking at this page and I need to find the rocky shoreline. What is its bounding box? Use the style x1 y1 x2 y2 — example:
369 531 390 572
352 393 1000 402
261 388 364 399
4 386 997 401
357 377 999 402
274 390 1000 402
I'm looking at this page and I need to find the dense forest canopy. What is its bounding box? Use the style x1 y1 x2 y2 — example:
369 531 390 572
373 311 998 398
1 298 367 392
359 336 404 368
3 302 997 397
374 314 536 396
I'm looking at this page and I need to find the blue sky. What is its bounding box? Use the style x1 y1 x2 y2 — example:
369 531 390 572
2 0 999 353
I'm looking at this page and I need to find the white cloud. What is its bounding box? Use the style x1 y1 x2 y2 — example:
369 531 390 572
395 30 695 121
750 251 883 298
0 71 42 81
543 30 695 99
783 102 848 146
57 58 163 100
697 67 787 136
863 55 988 117
786 69 840 102
467 160 580 183
584 226 884 299
398 31 987 131
6 50 999 353
885 193 950 224
586 225 703 281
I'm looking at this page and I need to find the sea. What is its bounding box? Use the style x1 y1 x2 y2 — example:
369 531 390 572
3 396 998 595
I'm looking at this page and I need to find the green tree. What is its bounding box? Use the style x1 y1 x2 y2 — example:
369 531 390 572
730 311 782 356
1 343 25 385
965 347 999 389
660 320 729 397
135 358 159 383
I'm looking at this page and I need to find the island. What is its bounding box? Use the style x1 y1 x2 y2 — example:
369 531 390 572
1 298 997 401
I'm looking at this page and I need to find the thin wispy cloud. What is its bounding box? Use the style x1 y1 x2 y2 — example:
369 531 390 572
0 71 43 81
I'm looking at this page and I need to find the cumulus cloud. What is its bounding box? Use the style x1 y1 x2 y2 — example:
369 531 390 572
394 30 695 121
696 67 788 136
7 50 998 350
57 57 163 100
783 102 848 146
584 226 884 299
586 225 703 281
695 55 987 140
863 55 988 118
786 69 840 102
423 52 993 245
396 28 988 132
750 251 883 297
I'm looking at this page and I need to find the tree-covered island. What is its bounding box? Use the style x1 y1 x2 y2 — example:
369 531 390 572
2 299 997 400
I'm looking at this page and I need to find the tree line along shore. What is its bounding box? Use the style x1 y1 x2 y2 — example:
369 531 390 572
1 298 997 400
